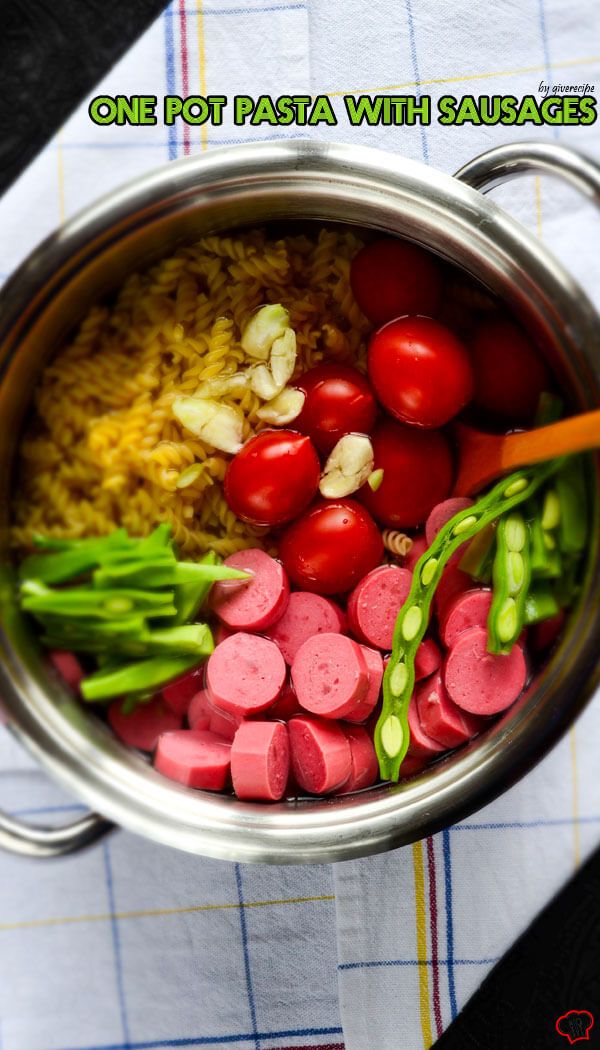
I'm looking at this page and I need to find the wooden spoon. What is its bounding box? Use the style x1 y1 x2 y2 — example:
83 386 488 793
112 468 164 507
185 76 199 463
452 410 600 496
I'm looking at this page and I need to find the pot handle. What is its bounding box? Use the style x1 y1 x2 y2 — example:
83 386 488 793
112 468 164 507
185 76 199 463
0 807 111 858
455 141 600 202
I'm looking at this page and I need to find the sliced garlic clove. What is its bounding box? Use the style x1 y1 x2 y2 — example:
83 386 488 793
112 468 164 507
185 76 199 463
247 363 279 400
248 328 297 400
172 397 244 454
319 433 375 499
270 328 297 389
194 373 249 398
256 387 305 425
241 304 290 361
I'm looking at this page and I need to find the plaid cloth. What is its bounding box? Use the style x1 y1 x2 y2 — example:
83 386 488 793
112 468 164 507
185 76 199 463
1 2 599 1048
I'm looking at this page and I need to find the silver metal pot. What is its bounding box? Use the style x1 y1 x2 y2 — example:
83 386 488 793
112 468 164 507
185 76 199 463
0 140 599 863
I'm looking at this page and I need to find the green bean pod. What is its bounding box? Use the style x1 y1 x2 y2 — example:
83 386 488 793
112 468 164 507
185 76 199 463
487 511 531 654
375 460 563 783
556 456 588 554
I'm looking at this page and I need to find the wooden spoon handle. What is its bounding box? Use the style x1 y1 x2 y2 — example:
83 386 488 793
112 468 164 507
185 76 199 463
500 410 600 471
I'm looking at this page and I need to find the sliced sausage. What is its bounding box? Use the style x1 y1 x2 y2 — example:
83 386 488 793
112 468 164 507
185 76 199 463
209 705 242 742
267 681 302 721
206 632 285 718
108 697 183 752
291 633 369 720
440 588 493 649
288 715 352 794
231 721 290 801
404 534 428 572
407 693 447 759
154 729 231 790
162 665 206 716
399 753 427 778
210 548 290 631
345 645 383 724
337 725 379 793
434 553 472 620
347 565 412 650
425 497 474 545
49 650 84 694
444 626 527 715
416 671 482 748
187 689 212 731
265 591 346 664
214 623 234 646
414 638 442 681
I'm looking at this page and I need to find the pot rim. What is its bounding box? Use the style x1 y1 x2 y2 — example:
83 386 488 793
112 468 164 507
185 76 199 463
0 139 598 863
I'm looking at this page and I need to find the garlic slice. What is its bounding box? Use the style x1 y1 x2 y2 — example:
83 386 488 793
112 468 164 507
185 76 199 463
319 433 374 499
241 304 290 361
248 328 297 400
256 387 306 425
172 397 244 454
194 372 249 399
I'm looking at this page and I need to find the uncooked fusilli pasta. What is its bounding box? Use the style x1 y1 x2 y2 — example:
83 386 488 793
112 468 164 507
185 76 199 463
12 227 370 557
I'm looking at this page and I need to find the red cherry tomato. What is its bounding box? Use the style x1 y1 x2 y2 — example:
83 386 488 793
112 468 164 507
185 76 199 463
350 238 443 326
279 499 383 595
294 364 377 454
368 316 474 429
225 430 320 527
469 316 550 423
358 418 454 528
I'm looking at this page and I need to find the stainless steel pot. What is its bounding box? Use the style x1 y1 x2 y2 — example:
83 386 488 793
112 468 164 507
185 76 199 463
0 140 599 863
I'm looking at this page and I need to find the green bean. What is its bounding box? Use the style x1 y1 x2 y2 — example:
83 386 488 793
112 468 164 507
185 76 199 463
529 503 562 579
173 550 216 625
458 522 496 582
556 456 588 554
81 653 203 703
375 459 563 783
487 511 531 653
20 530 136 584
93 556 248 590
524 586 560 626
21 581 176 619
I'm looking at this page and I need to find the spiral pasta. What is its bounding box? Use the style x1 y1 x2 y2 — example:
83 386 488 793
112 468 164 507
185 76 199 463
12 228 370 557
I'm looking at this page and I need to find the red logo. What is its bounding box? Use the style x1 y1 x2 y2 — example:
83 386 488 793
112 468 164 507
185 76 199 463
556 1010 595 1044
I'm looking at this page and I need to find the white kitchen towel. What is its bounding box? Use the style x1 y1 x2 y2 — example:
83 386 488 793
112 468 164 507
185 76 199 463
1 1 600 1049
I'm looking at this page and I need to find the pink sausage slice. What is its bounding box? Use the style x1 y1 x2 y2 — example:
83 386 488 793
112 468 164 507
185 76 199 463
444 627 527 715
187 690 212 731
345 645 383 724
399 753 427 778
338 725 379 793
49 650 84 694
288 716 352 794
231 721 290 801
407 694 447 759
266 591 346 664
416 671 482 748
109 697 182 752
206 632 285 718
291 633 369 720
267 682 302 721
404 534 428 572
162 665 205 716
347 565 413 650
154 729 231 790
425 497 474 546
434 553 472 620
414 638 442 681
440 588 493 649
210 549 289 631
